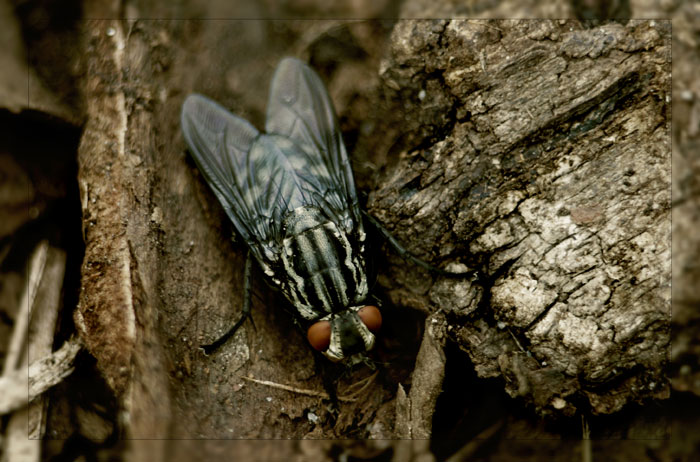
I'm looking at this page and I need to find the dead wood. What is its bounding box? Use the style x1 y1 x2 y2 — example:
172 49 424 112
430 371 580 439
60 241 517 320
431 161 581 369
369 19 671 416
72 13 669 460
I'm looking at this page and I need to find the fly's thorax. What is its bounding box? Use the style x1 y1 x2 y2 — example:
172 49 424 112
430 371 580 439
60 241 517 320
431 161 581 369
279 207 368 319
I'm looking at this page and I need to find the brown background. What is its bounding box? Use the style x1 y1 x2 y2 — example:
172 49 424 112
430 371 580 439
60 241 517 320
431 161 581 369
0 0 696 461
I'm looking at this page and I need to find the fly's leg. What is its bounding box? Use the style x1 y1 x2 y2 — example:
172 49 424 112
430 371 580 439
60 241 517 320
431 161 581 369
201 250 253 355
363 211 480 280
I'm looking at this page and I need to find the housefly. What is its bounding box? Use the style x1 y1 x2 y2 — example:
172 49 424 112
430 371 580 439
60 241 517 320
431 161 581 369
182 57 379 362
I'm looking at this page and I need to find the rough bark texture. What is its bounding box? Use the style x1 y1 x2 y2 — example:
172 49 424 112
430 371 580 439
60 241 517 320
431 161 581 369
369 18 671 417
3 0 692 460
73 6 400 446
71 12 670 449
75 14 173 459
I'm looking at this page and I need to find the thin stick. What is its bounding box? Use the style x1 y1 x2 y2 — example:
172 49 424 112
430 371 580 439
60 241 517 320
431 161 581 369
242 376 358 403
0 337 81 415
2 241 49 462
2 241 48 376
582 414 592 462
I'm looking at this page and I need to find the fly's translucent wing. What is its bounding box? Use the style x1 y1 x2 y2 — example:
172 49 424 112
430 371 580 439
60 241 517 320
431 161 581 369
181 94 262 244
265 57 363 235
182 59 365 271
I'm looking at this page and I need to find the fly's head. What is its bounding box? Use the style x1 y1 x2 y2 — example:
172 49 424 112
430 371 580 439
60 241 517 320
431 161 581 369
306 305 382 362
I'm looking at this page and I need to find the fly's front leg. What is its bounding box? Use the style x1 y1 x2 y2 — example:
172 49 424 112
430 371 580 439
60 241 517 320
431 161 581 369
363 211 480 280
201 250 253 355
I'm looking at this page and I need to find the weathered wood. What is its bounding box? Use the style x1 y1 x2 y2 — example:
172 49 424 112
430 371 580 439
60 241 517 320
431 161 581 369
1 242 71 462
74 12 393 447
369 19 671 416
0 338 81 415
72 13 670 462
394 313 447 438
75 14 172 452
2 0 693 457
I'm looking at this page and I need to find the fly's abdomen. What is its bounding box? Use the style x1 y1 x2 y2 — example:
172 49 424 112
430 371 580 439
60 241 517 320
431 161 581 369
280 207 367 318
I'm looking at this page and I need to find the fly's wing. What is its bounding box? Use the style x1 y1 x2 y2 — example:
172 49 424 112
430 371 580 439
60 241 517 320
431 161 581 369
264 58 363 235
181 94 264 249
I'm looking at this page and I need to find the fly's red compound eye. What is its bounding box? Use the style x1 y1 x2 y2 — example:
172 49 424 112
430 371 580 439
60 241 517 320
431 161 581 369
307 320 331 351
358 305 382 333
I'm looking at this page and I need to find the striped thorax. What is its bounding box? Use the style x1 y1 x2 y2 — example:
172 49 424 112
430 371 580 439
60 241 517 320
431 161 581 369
280 206 367 316
278 207 376 360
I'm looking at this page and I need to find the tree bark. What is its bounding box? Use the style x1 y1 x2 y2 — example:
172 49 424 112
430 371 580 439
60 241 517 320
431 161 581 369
72 9 670 461
370 19 671 416
74 8 399 447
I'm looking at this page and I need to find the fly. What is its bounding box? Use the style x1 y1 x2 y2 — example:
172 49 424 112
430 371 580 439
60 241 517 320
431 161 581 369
181 57 473 362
